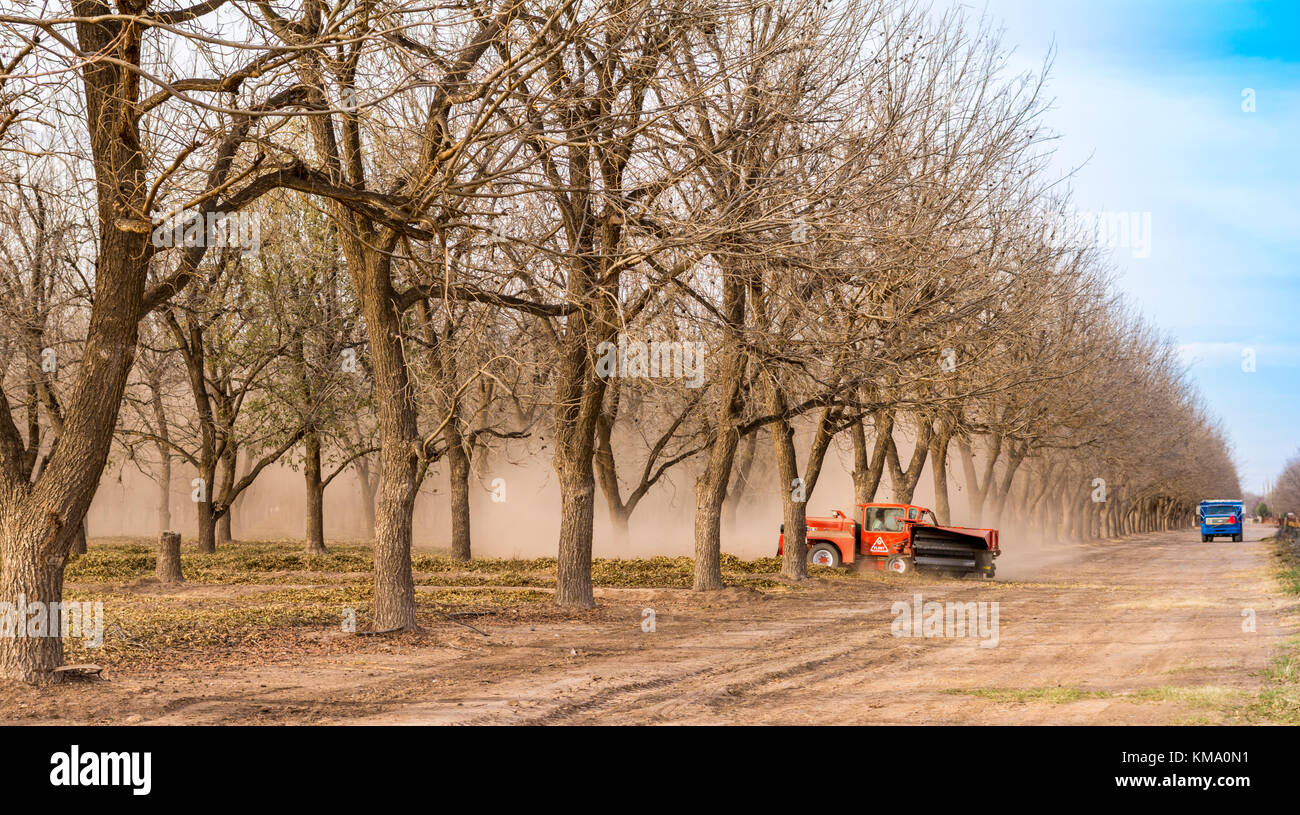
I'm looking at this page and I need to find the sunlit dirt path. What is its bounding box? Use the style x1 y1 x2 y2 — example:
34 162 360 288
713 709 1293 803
322 524 1292 725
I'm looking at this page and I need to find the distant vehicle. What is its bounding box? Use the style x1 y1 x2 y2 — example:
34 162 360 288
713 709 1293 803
1198 499 1244 542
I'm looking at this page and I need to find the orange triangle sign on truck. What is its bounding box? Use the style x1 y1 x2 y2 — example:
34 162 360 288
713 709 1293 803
869 536 889 554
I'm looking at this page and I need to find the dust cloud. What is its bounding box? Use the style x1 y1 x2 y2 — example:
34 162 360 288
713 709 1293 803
87 427 1085 569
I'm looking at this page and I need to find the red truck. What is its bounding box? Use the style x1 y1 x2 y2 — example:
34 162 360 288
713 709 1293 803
778 502 1000 578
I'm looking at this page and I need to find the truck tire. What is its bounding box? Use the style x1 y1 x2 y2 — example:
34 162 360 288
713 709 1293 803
1201 534 1210 542
885 554 913 575
807 542 841 568
1233 533 1242 542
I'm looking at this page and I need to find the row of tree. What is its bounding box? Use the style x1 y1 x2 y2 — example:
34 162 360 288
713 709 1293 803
1268 454 1300 522
0 0 1239 682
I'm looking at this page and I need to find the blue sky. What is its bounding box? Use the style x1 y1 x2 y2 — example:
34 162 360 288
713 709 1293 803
970 0 1300 493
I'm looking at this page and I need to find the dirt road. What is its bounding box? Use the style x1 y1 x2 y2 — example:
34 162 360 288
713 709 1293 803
8 524 1293 724
316 524 1288 725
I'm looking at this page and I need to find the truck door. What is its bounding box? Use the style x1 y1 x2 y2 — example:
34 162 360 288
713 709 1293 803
862 506 909 555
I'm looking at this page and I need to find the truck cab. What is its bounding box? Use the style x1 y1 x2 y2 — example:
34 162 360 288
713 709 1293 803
859 503 935 556
1198 499 1244 542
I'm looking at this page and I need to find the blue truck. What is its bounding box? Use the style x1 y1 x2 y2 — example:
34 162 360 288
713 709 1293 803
1198 499 1244 542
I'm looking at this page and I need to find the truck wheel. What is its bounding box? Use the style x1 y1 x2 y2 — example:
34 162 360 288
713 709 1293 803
807 543 841 568
885 555 912 575
1233 533 1242 542
1201 534 1210 542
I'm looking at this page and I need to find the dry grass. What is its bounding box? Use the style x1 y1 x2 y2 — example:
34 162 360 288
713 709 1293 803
943 687 1111 704
51 537 821 671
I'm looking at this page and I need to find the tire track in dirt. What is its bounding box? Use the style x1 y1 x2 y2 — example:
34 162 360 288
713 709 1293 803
71 523 1291 725
335 524 1291 725
416 604 907 725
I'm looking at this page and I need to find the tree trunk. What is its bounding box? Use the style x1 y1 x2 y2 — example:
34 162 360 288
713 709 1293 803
304 428 327 554
156 450 171 537
355 454 377 541
692 274 747 591
196 494 216 554
694 427 741 591
773 424 808 582
930 430 952 525
721 432 757 535
593 404 631 547
356 253 420 631
987 443 1026 528
371 436 418 629
549 277 607 609
694 464 731 591
70 521 87 556
152 385 172 537
216 444 237 545
607 505 630 545
885 417 932 503
957 434 1001 525
172 316 218 553
555 459 597 608
447 433 472 561
1045 485 1064 543
852 412 892 503
0 517 68 685
763 375 807 582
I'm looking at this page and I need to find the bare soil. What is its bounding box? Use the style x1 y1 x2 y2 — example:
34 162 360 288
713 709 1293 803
2 524 1293 724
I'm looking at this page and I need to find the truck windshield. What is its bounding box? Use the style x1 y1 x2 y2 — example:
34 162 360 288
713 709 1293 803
1204 504 1239 516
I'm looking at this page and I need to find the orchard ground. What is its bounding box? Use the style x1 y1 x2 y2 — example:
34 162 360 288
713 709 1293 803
1 522 1296 724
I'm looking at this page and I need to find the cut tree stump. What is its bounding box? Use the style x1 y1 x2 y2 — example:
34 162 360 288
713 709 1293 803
54 664 103 679
157 531 184 583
